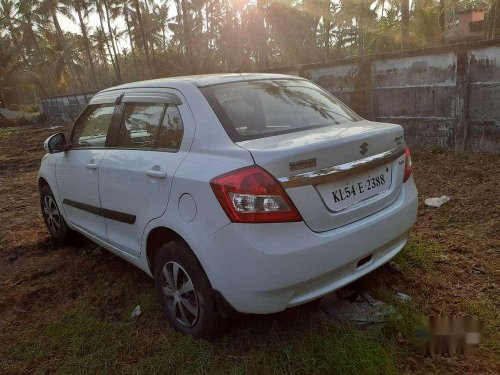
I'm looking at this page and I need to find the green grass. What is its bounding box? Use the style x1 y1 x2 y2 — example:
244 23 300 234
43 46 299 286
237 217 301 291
1 241 431 375
0 237 447 374
0 127 16 139
3 299 409 375
464 300 500 356
6 308 134 374
393 236 440 271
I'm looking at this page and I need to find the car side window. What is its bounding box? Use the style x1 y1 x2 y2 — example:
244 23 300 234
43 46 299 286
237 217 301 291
71 104 115 148
156 105 184 151
116 103 164 149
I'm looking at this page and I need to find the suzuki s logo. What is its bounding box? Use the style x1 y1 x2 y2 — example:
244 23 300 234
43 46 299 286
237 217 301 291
360 142 368 155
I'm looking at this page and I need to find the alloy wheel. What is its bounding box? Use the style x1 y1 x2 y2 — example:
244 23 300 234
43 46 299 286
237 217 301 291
43 196 61 234
161 261 199 327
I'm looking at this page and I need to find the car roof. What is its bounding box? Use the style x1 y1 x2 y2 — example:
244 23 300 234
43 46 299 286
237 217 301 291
99 73 302 93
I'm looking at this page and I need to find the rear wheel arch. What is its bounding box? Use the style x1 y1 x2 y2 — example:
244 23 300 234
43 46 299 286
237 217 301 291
146 226 192 274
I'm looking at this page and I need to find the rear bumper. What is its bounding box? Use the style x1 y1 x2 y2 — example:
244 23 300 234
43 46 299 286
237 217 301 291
197 177 418 314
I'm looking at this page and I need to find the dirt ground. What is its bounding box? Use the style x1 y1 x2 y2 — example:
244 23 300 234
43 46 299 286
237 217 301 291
0 123 498 374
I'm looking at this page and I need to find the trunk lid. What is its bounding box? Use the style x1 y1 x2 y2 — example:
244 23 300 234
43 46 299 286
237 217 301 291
237 120 406 232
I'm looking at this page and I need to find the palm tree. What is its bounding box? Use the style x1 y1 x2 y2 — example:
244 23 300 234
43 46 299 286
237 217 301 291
101 0 122 82
412 0 441 47
337 0 378 55
0 0 20 45
1 44 48 106
95 0 120 83
40 0 84 92
180 0 196 73
73 0 99 90
401 0 410 49
112 0 139 79
16 0 59 94
487 0 500 39
133 0 154 77
153 0 170 52
256 0 269 68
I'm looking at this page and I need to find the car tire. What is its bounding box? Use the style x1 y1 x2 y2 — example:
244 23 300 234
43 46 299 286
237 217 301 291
40 184 73 243
154 241 223 339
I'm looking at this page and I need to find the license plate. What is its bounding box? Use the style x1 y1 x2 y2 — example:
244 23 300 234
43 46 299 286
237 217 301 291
316 163 392 212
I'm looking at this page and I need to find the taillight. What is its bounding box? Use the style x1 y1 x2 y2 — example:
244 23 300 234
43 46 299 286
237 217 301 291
403 144 413 182
210 165 302 223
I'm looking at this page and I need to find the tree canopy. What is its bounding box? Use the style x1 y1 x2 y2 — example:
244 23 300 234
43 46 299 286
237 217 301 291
0 0 498 104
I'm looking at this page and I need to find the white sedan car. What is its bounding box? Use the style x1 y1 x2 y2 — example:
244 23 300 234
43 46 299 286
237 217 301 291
38 73 417 337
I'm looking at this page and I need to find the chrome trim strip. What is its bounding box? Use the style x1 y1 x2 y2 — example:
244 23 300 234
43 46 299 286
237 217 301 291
278 147 405 188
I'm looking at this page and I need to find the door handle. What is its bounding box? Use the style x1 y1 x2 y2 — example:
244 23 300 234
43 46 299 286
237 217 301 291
86 162 98 170
145 169 167 178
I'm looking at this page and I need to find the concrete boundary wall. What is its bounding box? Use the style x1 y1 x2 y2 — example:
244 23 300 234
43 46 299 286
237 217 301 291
267 39 500 153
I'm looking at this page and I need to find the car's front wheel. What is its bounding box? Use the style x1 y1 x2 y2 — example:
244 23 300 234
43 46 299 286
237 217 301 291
40 184 72 243
154 241 223 339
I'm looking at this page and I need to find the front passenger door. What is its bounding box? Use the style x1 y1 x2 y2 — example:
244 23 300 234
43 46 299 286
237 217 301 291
56 103 116 240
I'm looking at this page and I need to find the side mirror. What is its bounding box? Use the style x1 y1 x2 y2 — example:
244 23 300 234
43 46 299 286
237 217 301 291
44 133 67 154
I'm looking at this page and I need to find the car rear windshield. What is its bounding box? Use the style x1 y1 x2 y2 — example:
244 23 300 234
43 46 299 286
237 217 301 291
201 79 361 141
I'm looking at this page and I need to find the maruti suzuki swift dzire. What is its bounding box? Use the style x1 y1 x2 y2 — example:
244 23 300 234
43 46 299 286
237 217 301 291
39 74 417 337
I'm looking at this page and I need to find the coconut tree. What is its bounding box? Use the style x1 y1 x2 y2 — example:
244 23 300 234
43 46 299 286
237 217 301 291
94 0 120 83
0 45 48 107
39 0 84 92
133 0 154 77
111 0 139 78
486 0 500 39
401 0 409 49
180 0 196 73
153 0 170 52
0 0 21 45
101 0 122 82
412 0 441 47
72 0 99 90
14 1 54 90
336 0 378 55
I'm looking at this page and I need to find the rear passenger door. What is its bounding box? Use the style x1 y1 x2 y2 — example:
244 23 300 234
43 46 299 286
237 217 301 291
98 89 194 257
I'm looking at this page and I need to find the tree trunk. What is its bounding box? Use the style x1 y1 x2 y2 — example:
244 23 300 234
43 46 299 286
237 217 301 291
49 1 84 92
97 7 120 82
401 0 410 50
337 27 343 57
124 8 139 79
257 0 269 69
97 46 110 85
357 16 364 55
29 26 58 94
162 27 166 52
0 88 8 110
76 1 99 90
103 0 122 82
324 0 332 59
439 0 445 44
491 1 499 39
181 0 196 73
134 0 154 78
143 0 158 75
